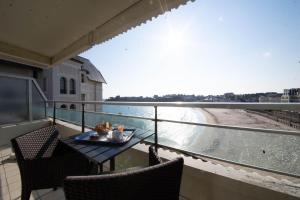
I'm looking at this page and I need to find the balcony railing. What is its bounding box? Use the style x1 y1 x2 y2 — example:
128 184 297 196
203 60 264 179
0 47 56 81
46 100 300 179
0 73 47 126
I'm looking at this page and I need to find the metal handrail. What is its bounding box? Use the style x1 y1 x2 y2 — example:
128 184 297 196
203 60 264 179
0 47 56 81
48 100 300 135
46 100 300 111
81 110 300 136
48 100 300 178
0 73 48 101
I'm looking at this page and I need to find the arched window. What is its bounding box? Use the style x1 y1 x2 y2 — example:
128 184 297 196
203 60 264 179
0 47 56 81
60 77 67 94
81 74 85 83
60 104 67 109
70 104 76 110
70 79 76 94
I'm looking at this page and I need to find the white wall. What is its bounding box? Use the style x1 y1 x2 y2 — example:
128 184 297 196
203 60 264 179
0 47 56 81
45 60 81 110
44 60 104 112
0 120 51 146
81 77 103 111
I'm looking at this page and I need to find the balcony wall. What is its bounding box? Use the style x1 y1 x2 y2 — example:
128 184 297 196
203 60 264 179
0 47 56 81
0 119 51 146
55 120 299 200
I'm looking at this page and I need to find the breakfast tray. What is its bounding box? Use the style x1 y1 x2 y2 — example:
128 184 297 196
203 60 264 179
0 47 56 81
74 128 135 145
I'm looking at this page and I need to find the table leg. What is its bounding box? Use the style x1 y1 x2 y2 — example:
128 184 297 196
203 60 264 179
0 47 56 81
110 157 115 171
99 163 103 174
88 161 95 174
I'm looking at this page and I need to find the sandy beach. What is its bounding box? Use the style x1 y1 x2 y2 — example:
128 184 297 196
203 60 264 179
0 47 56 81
201 108 297 131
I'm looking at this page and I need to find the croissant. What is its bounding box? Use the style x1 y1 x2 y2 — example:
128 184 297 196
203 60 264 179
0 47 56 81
94 122 112 134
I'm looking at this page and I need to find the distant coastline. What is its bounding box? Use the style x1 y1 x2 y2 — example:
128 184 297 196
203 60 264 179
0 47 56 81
106 94 300 130
106 92 282 103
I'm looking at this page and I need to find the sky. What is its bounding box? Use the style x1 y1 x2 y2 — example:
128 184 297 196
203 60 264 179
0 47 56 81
80 0 300 99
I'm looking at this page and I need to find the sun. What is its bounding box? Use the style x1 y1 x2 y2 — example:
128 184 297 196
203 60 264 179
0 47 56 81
162 27 186 51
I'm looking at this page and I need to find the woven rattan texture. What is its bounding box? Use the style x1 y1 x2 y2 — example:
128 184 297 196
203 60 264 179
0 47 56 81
16 126 58 159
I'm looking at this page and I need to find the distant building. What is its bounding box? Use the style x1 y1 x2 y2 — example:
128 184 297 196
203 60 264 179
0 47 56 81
281 88 300 103
42 56 106 111
259 96 281 103
224 92 234 98
258 92 281 103
223 93 236 102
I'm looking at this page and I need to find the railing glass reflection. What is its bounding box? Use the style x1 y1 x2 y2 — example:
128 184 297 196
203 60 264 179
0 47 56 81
0 76 28 125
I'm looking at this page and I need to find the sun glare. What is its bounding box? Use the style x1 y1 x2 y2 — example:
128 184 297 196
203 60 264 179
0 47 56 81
162 28 187 51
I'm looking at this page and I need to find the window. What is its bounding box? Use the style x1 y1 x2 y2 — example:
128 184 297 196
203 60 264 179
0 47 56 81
81 74 85 83
60 104 67 109
81 94 86 101
60 77 67 94
43 78 47 91
70 104 76 110
70 79 76 94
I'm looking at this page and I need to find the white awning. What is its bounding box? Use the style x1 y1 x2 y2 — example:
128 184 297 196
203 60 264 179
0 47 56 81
0 0 191 68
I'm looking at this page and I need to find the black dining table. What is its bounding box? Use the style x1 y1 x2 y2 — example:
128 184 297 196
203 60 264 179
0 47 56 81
61 128 154 173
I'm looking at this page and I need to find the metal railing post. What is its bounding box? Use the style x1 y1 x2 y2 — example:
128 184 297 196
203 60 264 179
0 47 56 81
28 80 32 121
53 101 56 125
154 106 158 152
82 103 85 133
44 101 47 119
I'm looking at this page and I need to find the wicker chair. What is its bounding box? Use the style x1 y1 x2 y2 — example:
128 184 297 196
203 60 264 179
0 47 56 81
64 146 184 200
11 126 91 200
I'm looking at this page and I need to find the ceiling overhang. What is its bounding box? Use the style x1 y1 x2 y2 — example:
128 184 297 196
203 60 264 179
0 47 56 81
0 0 191 68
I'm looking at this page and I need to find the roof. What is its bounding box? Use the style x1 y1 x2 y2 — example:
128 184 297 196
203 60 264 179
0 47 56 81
73 56 106 84
0 0 192 68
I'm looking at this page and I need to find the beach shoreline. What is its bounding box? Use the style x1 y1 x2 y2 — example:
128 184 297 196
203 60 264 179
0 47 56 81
200 108 217 124
200 108 297 131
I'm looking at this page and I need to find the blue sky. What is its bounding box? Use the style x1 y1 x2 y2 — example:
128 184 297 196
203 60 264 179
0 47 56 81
80 0 300 99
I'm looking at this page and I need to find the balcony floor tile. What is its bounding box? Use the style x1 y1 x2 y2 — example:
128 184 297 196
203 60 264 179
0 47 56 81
0 146 66 200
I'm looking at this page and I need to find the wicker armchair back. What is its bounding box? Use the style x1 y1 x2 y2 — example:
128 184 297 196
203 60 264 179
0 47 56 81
11 126 91 200
13 126 59 160
64 153 184 200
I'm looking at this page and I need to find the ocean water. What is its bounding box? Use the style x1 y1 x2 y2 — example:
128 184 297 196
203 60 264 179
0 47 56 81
52 105 300 177
102 105 300 177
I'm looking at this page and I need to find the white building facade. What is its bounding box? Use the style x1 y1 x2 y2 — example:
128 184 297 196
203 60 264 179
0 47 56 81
281 88 300 103
42 56 106 111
